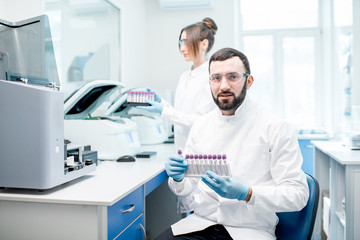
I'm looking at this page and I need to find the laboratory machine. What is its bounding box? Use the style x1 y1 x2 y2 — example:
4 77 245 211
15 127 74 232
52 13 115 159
0 15 96 189
105 88 168 145
64 80 142 160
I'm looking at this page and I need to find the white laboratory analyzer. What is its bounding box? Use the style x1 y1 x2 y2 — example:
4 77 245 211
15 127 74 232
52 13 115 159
0 15 96 189
64 80 142 160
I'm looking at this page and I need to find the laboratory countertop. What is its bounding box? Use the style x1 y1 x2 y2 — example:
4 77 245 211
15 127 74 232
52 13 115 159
297 134 331 140
296 129 332 140
312 141 360 165
0 144 175 206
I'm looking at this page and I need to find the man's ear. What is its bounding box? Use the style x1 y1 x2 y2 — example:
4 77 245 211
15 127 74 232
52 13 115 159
246 75 254 89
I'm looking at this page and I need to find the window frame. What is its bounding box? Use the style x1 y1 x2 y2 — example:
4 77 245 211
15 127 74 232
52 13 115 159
239 27 323 128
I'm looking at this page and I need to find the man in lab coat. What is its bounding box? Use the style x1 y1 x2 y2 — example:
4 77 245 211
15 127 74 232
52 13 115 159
157 48 309 240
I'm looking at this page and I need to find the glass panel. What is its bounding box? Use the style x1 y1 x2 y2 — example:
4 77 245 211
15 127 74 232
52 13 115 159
283 37 315 128
45 0 120 98
334 0 353 27
0 15 59 86
243 35 274 112
241 0 318 30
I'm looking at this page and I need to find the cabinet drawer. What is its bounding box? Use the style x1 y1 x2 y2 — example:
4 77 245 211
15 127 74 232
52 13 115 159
114 214 145 240
108 186 144 240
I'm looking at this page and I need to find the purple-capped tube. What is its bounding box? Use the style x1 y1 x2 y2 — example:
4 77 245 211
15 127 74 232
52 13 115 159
150 92 154 101
187 159 192 175
192 155 198 174
222 156 229 176
195 158 201 175
142 92 146 103
197 155 204 175
210 159 216 172
203 158 208 175
203 156 209 175
214 158 221 175
205 154 211 172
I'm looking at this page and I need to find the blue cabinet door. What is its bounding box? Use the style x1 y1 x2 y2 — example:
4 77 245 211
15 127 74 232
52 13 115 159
298 139 314 175
108 186 144 239
115 214 144 240
298 139 328 176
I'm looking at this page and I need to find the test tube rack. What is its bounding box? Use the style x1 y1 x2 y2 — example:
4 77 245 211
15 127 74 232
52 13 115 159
178 150 231 179
126 91 154 106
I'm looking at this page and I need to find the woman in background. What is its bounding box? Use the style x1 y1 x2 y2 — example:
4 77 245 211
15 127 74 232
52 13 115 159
139 18 218 150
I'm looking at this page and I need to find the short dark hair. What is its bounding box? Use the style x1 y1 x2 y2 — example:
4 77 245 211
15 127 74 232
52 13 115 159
209 48 251 74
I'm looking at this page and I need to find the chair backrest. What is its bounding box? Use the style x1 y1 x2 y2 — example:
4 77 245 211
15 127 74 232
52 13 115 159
275 174 319 240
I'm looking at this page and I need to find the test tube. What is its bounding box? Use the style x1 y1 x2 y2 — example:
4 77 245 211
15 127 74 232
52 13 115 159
141 92 144 103
198 155 205 175
189 155 195 175
222 155 229 177
194 154 199 175
186 154 193 175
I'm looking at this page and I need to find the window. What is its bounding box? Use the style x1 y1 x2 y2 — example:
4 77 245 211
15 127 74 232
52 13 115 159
239 0 321 129
241 0 318 30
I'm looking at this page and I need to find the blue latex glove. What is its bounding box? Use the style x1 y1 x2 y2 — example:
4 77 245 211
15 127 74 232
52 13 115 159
201 171 249 201
135 100 163 114
146 88 162 102
165 154 188 182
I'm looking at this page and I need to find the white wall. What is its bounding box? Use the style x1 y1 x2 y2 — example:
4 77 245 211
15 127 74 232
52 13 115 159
116 0 148 89
144 0 237 95
0 0 44 21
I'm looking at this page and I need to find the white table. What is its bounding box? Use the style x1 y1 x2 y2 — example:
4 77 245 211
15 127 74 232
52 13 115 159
312 141 360 240
0 144 175 240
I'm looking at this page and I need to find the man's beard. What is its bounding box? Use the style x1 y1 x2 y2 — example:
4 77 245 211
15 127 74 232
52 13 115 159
212 81 247 111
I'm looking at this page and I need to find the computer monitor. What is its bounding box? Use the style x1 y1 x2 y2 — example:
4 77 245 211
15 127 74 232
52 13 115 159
0 15 59 86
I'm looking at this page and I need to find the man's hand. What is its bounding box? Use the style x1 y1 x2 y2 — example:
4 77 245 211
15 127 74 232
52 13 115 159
202 171 250 201
165 154 188 182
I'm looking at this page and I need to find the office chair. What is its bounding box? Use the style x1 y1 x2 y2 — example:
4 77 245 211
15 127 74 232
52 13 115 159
275 174 319 240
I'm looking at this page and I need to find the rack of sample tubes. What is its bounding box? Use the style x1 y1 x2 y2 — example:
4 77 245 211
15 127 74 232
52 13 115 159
126 91 155 106
179 150 231 179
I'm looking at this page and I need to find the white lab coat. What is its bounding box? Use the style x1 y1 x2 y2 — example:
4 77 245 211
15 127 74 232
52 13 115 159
161 61 216 150
168 96 309 240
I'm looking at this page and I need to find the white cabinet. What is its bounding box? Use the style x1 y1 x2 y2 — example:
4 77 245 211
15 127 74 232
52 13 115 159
313 141 360 240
